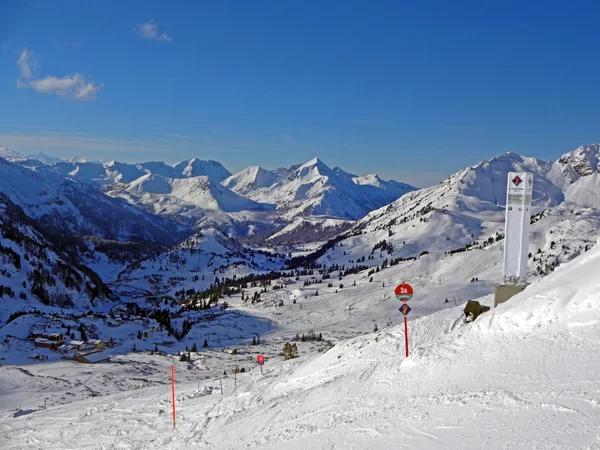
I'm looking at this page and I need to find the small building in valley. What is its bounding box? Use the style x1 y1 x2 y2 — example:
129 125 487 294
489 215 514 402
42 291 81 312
70 340 86 351
87 339 105 351
34 338 60 350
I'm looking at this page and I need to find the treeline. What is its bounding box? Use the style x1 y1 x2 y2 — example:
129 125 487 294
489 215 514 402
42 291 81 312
86 236 166 264
0 193 113 305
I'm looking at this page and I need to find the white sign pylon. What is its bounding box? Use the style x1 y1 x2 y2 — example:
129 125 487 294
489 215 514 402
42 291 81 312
503 172 533 284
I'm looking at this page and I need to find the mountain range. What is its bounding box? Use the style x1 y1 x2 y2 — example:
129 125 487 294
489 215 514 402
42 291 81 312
1 144 600 305
0 147 416 239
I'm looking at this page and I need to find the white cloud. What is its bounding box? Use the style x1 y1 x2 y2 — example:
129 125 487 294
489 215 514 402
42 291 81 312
16 48 102 101
17 48 37 79
135 19 172 42
29 74 101 100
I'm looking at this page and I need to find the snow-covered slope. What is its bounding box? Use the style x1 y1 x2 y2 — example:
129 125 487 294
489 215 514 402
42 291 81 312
0 193 112 317
114 227 286 297
547 144 600 207
549 144 600 187
313 152 566 263
0 157 186 245
121 174 270 213
3 238 600 448
222 166 292 196
231 158 416 220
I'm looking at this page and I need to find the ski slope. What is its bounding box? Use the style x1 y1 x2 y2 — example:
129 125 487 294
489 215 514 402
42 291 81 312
3 241 600 449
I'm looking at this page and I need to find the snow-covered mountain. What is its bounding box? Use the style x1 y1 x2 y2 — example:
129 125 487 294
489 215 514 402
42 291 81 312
114 228 286 297
289 149 600 284
108 173 277 233
49 158 232 187
226 158 416 221
546 144 600 208
0 147 67 166
0 192 113 315
30 156 413 238
222 165 292 195
0 157 187 245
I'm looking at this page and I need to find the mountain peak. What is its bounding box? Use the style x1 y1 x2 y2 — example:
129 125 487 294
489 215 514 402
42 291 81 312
302 157 328 169
173 158 231 182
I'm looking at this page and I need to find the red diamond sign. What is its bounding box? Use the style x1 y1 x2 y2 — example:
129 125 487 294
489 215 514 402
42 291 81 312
512 176 522 186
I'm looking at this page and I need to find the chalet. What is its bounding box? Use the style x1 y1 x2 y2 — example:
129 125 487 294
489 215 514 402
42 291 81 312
59 344 74 354
69 340 86 351
34 338 59 350
87 339 105 351
47 333 65 343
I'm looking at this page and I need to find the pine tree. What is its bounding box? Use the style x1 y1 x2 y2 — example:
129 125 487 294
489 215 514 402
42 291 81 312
191 342 197 352
282 342 299 360
252 336 256 345
203 338 208 348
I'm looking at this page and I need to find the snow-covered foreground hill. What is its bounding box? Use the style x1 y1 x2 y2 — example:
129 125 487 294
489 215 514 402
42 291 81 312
3 241 600 449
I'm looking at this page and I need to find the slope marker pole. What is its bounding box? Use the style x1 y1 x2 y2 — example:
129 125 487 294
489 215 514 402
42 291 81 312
171 365 176 429
404 316 409 357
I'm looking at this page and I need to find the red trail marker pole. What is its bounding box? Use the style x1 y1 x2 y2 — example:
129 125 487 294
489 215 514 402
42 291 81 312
171 365 176 429
395 282 413 358
404 316 409 357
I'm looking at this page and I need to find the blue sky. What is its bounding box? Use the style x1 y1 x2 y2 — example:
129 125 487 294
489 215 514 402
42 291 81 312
1 0 599 187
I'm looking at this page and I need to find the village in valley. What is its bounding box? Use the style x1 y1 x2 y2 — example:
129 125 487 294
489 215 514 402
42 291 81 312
24 303 164 364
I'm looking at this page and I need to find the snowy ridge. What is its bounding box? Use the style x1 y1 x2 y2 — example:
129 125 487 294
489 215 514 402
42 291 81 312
0 157 186 244
230 157 416 220
222 165 291 196
325 152 568 262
